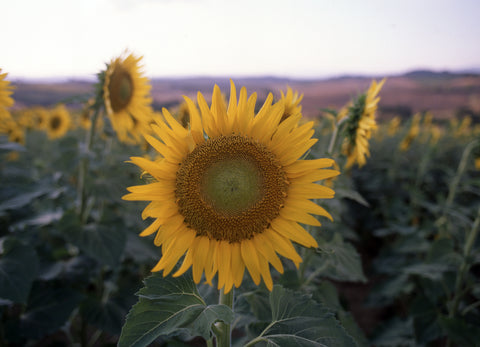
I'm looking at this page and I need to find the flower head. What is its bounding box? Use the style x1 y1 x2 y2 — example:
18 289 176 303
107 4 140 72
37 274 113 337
279 87 303 122
342 78 385 168
102 52 153 143
399 113 421 151
124 81 339 293
46 105 72 139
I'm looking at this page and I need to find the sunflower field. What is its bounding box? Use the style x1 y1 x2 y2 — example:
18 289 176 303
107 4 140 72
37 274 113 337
1 56 480 347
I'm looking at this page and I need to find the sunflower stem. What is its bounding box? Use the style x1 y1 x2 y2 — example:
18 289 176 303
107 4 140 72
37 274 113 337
77 106 101 223
437 140 478 235
449 205 480 318
215 288 234 347
327 116 348 156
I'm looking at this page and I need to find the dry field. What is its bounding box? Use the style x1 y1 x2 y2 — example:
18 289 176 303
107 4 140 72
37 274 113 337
11 71 480 121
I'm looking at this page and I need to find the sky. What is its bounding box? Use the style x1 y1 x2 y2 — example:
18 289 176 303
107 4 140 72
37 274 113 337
2 0 480 80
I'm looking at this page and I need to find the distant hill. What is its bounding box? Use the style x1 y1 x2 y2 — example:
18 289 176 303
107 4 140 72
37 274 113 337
9 70 480 120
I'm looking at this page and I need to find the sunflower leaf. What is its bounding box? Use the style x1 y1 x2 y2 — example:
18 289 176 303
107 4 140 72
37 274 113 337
19 281 83 340
60 211 126 268
315 233 367 283
0 238 39 304
249 285 357 346
118 273 234 347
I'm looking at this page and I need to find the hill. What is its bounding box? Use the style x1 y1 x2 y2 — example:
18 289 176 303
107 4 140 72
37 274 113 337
9 71 480 121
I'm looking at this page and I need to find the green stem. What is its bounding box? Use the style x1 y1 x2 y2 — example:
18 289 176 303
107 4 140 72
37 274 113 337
77 107 101 223
437 140 478 236
327 116 348 156
215 288 234 347
449 205 480 318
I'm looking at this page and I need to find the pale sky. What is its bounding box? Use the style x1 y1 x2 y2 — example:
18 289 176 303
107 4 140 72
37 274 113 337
2 0 480 80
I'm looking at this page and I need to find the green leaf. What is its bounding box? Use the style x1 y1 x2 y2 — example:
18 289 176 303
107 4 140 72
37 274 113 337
315 233 367 283
0 188 49 212
371 318 415 347
81 296 131 336
118 273 233 347
411 295 443 344
337 311 369 347
0 141 25 152
335 188 370 207
250 285 356 347
0 238 39 304
439 316 480 347
20 282 83 339
60 211 126 268
403 263 452 281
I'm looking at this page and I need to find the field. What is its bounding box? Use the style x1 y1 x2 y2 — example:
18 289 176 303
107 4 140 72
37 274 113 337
1 69 480 347
12 70 480 121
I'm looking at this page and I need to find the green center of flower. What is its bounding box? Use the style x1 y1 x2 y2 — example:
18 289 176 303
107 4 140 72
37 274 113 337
108 67 133 112
176 135 288 242
201 158 262 216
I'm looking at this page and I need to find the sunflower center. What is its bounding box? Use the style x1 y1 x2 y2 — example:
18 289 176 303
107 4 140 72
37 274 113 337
201 158 262 215
50 116 61 130
176 135 288 243
108 68 133 112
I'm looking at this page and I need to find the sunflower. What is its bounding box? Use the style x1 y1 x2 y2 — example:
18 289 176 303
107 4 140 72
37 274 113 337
0 69 15 121
33 106 50 130
279 87 303 122
342 78 385 168
399 113 421 151
387 116 401 136
46 105 72 139
103 52 153 143
177 101 191 128
0 117 25 145
124 81 340 293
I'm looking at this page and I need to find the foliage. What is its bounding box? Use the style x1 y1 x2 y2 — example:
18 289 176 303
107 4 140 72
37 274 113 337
1 80 479 347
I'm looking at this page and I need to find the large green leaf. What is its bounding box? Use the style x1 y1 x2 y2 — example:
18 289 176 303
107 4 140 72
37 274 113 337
20 282 83 339
249 285 356 346
118 273 233 347
315 233 367 283
0 188 49 212
0 238 39 304
60 211 126 268
439 316 480 347
81 296 130 336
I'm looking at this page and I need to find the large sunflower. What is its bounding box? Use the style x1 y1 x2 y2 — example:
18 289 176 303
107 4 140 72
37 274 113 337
103 53 153 143
342 78 385 168
0 69 15 121
46 105 72 139
124 81 339 293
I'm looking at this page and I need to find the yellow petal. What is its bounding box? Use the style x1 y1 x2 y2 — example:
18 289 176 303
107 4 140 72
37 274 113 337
241 239 261 285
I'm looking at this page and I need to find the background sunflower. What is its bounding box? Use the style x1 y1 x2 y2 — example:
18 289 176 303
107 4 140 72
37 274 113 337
102 53 154 144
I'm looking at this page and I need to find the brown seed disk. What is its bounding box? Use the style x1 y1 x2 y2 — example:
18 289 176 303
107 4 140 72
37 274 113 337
175 135 288 242
108 66 133 112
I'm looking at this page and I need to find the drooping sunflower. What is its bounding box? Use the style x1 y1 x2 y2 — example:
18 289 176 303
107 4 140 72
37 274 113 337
279 87 303 122
0 69 15 121
399 113 421 151
124 81 340 293
103 52 153 143
342 78 385 168
46 105 72 139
